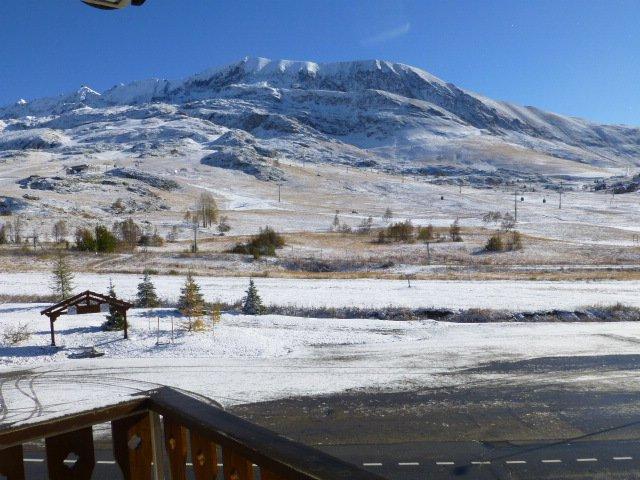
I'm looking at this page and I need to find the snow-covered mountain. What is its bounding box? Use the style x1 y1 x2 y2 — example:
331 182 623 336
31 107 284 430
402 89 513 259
2 56 639 177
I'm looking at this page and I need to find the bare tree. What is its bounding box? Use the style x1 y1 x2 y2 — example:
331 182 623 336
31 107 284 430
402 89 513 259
191 213 199 253
13 216 23 244
449 219 462 242
113 218 142 250
217 216 231 234
4 222 13 244
331 211 340 232
500 213 516 232
167 225 180 242
197 192 218 227
52 220 68 243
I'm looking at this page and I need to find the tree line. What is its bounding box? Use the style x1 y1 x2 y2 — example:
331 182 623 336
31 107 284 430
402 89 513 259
50 254 265 335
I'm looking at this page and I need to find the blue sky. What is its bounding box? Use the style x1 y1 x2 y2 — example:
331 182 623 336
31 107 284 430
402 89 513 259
1 0 639 125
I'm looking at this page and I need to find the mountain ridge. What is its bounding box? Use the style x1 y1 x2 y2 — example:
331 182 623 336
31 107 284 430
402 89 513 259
1 56 639 177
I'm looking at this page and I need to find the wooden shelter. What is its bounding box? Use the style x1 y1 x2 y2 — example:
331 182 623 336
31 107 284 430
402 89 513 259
40 290 133 347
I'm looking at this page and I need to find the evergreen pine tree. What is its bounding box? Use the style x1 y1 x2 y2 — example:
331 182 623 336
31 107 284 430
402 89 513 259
242 279 264 315
50 252 74 301
136 269 159 307
211 303 221 325
103 278 125 331
107 278 116 298
178 271 205 330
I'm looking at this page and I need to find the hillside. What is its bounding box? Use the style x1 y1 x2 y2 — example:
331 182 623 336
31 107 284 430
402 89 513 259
1 57 640 244
2 57 639 177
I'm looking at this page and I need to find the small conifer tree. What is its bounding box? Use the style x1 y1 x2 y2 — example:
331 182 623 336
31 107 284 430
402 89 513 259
50 252 74 301
103 278 125 331
418 224 434 242
242 279 264 315
136 269 159 308
211 303 222 323
178 271 205 330
211 302 222 335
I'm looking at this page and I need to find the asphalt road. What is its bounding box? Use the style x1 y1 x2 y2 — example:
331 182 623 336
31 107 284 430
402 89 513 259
15 354 640 479
21 439 640 479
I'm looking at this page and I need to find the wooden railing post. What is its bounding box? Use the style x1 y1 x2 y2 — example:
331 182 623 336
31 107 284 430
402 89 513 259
112 412 154 480
45 427 95 480
0 387 387 480
149 412 166 480
261 470 288 480
0 445 25 480
222 448 252 480
163 417 188 480
189 431 218 480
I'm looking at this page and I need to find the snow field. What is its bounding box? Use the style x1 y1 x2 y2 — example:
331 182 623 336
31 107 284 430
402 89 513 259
2 303 640 407
3 300 640 426
1 273 640 310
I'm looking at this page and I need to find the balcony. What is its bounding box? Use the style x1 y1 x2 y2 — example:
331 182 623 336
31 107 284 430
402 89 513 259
0 386 386 479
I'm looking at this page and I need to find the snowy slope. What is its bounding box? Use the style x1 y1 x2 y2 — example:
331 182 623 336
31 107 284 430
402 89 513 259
1 57 639 175
2 303 640 423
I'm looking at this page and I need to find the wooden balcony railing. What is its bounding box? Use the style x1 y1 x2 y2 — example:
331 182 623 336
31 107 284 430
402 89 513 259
0 386 387 480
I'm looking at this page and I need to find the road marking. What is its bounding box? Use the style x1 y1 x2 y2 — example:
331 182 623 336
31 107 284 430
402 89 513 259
97 460 116 465
613 457 633 461
576 458 598 462
363 463 383 467
24 458 44 463
436 461 455 465
506 460 526 464
398 462 420 466
471 461 491 465
542 459 562 463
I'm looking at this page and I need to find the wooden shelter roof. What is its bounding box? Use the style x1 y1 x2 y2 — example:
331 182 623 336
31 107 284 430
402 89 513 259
40 290 133 318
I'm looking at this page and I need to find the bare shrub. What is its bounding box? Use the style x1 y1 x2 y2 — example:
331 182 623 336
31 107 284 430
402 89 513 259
484 234 504 252
501 213 516 231
482 211 502 224
2 323 31 345
449 308 512 323
507 230 524 250
0 293 57 303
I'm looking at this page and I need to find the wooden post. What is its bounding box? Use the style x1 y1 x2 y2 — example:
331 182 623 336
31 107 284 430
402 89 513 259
189 431 217 480
163 417 188 480
123 309 128 340
112 413 153 480
149 412 165 480
261 470 288 480
222 448 253 480
0 445 25 480
46 427 95 480
49 316 56 347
